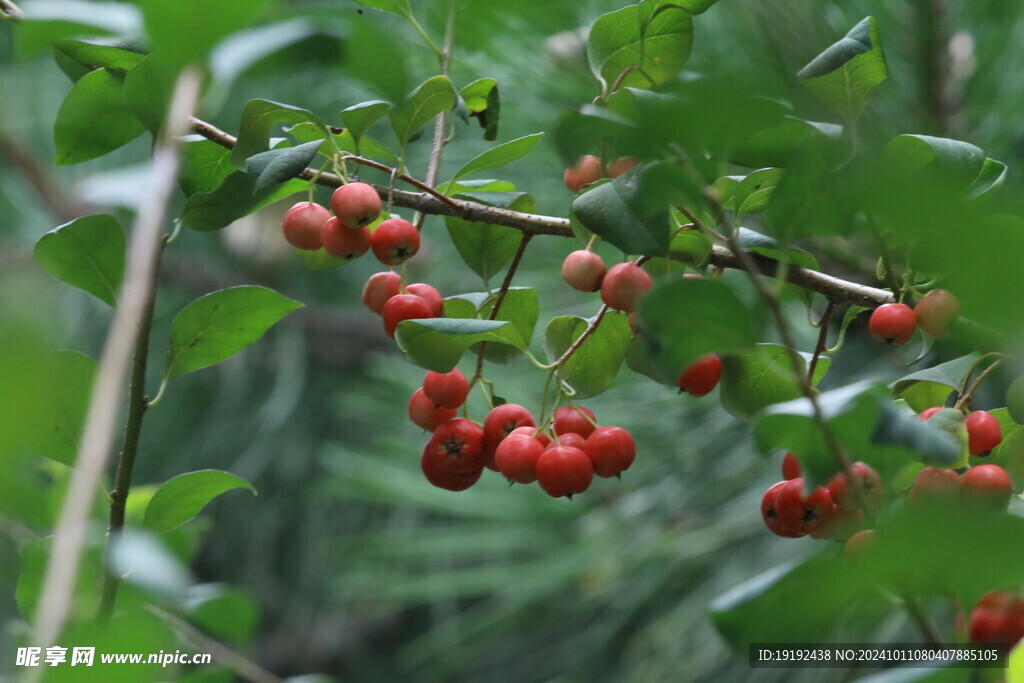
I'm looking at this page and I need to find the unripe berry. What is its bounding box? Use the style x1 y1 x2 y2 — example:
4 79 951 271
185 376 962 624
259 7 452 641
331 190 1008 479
843 529 875 562
607 157 639 178
561 250 606 292
494 434 545 484
423 368 470 409
552 406 597 438
382 294 433 338
427 418 485 473
282 202 329 250
868 303 916 345
563 154 602 193
960 464 1013 510
600 262 652 313
914 289 960 338
370 218 420 266
408 388 457 431
965 410 1002 456
584 426 635 478
331 182 382 228
781 452 802 480
421 443 482 491
322 218 370 259
826 462 882 510
362 271 401 314
535 446 594 498
677 354 722 397
405 283 443 317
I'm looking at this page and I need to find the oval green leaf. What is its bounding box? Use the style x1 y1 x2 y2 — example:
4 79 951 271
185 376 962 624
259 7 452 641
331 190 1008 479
394 318 527 373
797 17 887 122
588 0 694 90
34 214 125 306
232 99 329 167
448 134 543 188
341 100 391 145
544 312 633 399
54 68 145 165
244 140 323 192
388 76 457 147
167 286 303 379
144 469 256 533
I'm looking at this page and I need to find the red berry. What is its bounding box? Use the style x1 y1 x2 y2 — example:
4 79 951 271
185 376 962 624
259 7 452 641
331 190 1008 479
547 432 586 451
914 289 960 338
423 368 470 409
282 202 329 250
362 271 401 314
781 452 802 480
494 434 545 484
600 262 652 313
427 418 485 473
564 154 603 193
607 157 639 178
868 303 916 345
331 182 381 228
482 404 535 455
966 410 1002 456
370 218 420 266
322 218 370 259
775 477 836 536
761 481 803 538
918 406 943 421
969 592 1024 646
508 426 551 449
561 250 607 292
408 388 457 431
826 462 882 510
677 354 722 397
535 446 594 498
910 466 961 504
421 443 482 491
405 283 443 317
843 529 875 561
583 426 635 478
961 464 1013 509
552 406 597 438
382 294 433 338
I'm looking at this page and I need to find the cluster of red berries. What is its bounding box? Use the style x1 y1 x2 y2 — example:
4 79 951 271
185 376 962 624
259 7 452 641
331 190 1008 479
409 369 636 497
868 289 961 345
761 454 881 542
281 182 421 266
563 154 639 194
969 592 1024 646
361 270 443 338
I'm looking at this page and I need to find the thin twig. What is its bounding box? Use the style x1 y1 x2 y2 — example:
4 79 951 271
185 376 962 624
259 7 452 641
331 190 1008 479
953 359 1003 411
807 302 838 383
473 234 533 383
554 305 611 368
339 154 460 210
32 71 202 651
416 0 457 231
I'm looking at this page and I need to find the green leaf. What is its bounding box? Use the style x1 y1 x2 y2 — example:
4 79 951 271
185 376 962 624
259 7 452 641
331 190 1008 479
181 171 307 231
144 470 256 533
123 51 177 133
572 165 673 256
884 134 986 189
139 0 270 70
15 1 141 57
286 122 398 163
54 39 145 73
966 158 1007 201
34 214 125 306
244 140 323 192
890 354 977 413
24 352 97 466
720 344 830 422
725 169 784 217
232 99 329 168
637 279 757 382
294 247 356 272
544 312 633 399
736 227 819 270
185 585 260 645
667 227 712 267
447 134 543 188
179 138 235 197
53 68 145 165
797 17 888 122
447 288 539 364
444 192 533 283
167 286 303 379
350 0 412 19
710 556 867 650
588 0 694 91
388 76 457 147
459 78 500 141
394 319 527 373
733 117 843 168
341 100 391 147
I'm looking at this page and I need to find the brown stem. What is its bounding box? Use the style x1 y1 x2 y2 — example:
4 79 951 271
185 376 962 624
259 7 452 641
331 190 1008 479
554 305 610 369
473 234 533 383
807 302 838 384
339 155 460 210
954 359 1003 411
416 0 456 230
